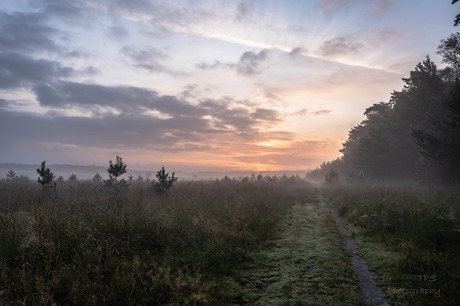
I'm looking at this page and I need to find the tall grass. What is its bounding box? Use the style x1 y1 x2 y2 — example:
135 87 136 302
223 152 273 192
326 183 460 305
0 176 306 305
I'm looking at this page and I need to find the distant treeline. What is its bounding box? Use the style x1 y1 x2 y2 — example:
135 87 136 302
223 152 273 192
308 33 460 184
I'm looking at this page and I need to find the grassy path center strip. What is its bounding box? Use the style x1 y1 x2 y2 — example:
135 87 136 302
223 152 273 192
232 190 363 305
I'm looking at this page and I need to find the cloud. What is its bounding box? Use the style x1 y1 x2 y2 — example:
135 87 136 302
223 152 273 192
236 50 268 75
179 84 199 100
318 36 364 57
289 47 306 57
0 90 287 162
0 52 75 89
366 0 395 17
0 12 60 54
365 27 408 47
0 107 203 150
29 80 283 137
311 109 332 115
121 46 186 76
259 86 285 102
315 0 395 18
107 0 155 13
251 108 282 122
196 49 269 76
196 60 224 70
108 25 130 39
32 81 199 117
0 98 11 109
287 109 331 116
235 0 254 21
30 0 88 20
289 109 308 116
199 98 281 134
314 0 357 15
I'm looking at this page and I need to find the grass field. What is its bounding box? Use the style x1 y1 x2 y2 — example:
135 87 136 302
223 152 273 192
1 177 459 305
325 184 460 305
0 176 307 305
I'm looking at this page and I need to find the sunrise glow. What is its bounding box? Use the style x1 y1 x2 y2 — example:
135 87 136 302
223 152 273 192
0 0 456 173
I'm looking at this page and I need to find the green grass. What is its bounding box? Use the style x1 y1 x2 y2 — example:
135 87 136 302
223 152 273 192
226 188 363 305
0 177 306 305
325 184 460 305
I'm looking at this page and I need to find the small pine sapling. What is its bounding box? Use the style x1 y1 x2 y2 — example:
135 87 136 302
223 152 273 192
153 167 178 194
104 156 129 189
6 169 16 179
37 161 56 190
92 173 102 183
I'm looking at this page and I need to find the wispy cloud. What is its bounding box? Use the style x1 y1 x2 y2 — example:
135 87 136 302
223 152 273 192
318 36 364 58
314 0 358 15
197 49 269 76
121 46 184 75
235 0 254 21
312 109 332 115
366 0 396 17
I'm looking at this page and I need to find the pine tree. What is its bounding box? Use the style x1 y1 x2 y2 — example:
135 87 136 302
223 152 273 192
153 167 178 194
325 169 339 184
92 173 102 183
37 161 55 190
104 156 129 189
6 169 16 179
413 79 460 182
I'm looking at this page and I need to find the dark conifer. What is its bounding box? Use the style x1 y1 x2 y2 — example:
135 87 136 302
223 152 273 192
37 161 55 190
104 156 129 189
153 167 177 194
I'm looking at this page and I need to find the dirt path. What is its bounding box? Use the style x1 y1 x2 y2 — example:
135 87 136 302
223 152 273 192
234 191 363 305
321 193 391 306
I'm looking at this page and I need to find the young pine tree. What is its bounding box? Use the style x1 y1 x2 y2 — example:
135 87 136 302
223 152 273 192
92 173 102 183
153 167 178 195
104 156 129 189
37 161 55 190
6 169 16 179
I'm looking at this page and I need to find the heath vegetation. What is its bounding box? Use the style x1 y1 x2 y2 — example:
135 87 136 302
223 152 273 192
0 170 307 305
325 184 460 305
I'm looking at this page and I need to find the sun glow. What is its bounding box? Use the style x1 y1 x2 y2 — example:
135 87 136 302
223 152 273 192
256 140 289 148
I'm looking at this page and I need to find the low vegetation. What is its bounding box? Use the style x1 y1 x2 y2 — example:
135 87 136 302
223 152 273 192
229 189 363 305
325 184 460 305
0 175 306 305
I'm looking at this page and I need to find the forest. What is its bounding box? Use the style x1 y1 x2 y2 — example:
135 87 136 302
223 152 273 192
308 32 460 184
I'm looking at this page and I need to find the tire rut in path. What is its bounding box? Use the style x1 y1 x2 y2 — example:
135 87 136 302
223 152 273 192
322 194 391 306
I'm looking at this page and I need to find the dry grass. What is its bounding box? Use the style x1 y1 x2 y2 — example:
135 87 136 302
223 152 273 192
0 176 307 305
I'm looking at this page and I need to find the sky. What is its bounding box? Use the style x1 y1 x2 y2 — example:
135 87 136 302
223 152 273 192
0 0 458 173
